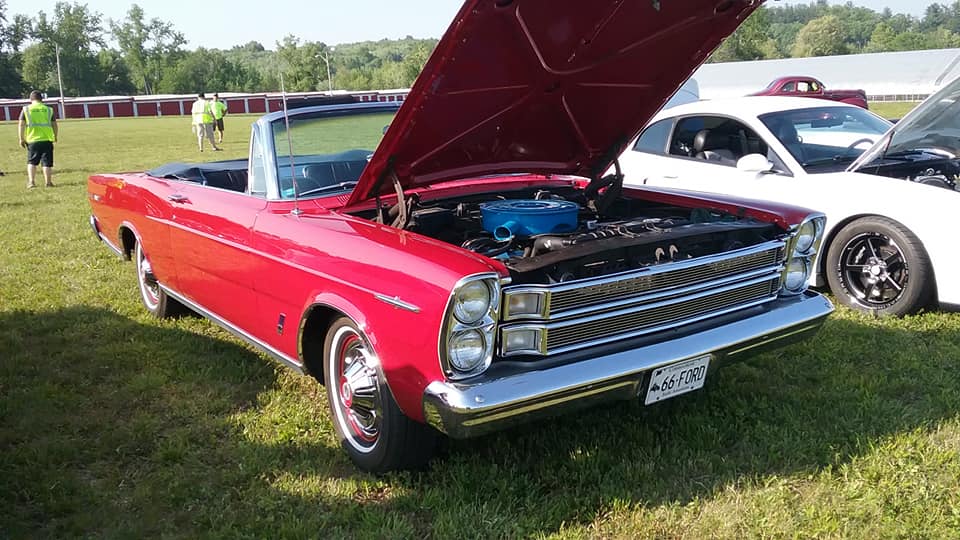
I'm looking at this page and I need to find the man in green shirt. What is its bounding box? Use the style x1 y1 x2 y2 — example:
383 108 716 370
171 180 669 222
190 93 220 152
17 90 58 189
211 93 228 144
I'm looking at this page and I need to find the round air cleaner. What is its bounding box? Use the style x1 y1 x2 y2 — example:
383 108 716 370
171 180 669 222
479 199 579 241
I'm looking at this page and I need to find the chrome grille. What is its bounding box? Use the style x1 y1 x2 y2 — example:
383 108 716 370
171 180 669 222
498 240 787 357
549 244 783 313
545 278 779 354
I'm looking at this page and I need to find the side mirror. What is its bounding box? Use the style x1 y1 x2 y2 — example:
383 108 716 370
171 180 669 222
736 153 775 174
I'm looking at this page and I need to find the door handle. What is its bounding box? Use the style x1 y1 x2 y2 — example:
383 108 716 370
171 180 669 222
662 174 678 179
167 193 189 203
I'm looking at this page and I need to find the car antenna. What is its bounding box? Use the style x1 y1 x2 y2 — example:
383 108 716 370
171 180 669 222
279 72 301 216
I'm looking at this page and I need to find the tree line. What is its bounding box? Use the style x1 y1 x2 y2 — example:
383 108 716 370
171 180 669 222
1 1 960 99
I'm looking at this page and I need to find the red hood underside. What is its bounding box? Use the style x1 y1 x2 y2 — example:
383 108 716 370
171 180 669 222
348 0 762 206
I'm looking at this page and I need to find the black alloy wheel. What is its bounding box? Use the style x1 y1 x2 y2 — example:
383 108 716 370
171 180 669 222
825 216 935 316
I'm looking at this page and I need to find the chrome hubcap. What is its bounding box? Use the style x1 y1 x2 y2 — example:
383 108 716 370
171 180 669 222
332 329 381 450
840 232 907 307
137 246 160 307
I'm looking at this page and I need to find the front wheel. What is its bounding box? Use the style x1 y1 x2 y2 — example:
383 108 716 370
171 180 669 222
824 216 935 316
323 317 439 473
135 241 184 318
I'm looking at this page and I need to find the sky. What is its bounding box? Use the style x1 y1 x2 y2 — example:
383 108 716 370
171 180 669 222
3 0 931 51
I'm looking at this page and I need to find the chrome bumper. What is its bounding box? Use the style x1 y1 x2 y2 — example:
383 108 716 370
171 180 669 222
422 291 833 439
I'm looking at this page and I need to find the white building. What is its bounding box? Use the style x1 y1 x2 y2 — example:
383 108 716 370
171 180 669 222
692 47 960 102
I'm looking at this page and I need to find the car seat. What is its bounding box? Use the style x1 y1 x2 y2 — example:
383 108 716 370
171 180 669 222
771 121 806 164
693 129 737 165
300 164 337 192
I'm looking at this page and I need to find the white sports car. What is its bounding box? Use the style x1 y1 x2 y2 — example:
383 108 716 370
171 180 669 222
618 87 960 316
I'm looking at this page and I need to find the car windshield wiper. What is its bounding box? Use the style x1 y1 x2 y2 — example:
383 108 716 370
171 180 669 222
882 148 954 160
297 181 359 197
802 155 857 167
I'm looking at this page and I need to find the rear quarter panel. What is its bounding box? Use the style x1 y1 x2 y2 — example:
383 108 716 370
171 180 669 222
88 173 178 289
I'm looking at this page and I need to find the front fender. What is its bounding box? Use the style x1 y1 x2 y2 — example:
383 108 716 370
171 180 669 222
299 285 447 422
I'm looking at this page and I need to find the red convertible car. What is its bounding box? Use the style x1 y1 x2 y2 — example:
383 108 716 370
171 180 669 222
88 0 833 472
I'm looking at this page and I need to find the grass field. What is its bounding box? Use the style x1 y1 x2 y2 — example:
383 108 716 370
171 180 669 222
2 113 959 538
867 101 919 121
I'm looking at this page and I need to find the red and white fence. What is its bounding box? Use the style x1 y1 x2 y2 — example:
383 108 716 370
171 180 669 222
0 89 409 121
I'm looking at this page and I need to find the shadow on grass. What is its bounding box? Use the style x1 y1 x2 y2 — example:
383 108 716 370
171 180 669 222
0 306 352 537
394 315 960 535
2 307 958 537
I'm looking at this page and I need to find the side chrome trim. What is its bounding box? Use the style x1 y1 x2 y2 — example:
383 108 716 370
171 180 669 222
161 286 305 375
374 294 421 313
424 291 834 439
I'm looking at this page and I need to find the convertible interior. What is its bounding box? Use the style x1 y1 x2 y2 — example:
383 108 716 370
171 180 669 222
149 160 250 192
147 149 372 197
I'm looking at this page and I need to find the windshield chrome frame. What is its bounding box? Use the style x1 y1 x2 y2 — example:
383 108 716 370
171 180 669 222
251 101 402 201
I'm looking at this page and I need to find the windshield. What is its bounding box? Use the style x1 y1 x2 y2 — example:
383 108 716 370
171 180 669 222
759 106 891 172
271 109 396 198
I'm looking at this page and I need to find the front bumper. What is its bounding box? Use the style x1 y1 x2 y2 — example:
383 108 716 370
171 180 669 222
423 291 833 438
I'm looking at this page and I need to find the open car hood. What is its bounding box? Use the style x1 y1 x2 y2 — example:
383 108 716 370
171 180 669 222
849 75 960 172
347 0 762 206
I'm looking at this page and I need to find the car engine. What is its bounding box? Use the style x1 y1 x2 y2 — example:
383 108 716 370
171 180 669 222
378 185 781 285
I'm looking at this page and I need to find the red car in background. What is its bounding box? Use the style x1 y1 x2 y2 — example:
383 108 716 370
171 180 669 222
752 76 868 109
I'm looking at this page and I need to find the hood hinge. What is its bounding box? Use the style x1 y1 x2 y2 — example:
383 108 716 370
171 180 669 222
585 156 624 218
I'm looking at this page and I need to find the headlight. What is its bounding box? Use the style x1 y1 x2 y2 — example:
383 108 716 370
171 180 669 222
448 329 487 372
783 257 810 292
453 280 492 324
440 274 501 379
794 220 817 254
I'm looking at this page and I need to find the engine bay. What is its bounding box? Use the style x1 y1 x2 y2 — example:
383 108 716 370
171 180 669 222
357 184 781 285
867 157 960 191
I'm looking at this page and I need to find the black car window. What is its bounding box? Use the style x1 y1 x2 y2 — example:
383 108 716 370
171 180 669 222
669 115 774 169
632 119 672 155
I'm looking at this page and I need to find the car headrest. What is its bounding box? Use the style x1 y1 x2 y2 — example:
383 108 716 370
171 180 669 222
774 121 800 144
693 129 730 152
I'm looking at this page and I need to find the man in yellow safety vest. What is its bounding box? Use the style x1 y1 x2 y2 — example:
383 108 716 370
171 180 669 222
17 90 59 189
211 93 228 145
191 92 221 152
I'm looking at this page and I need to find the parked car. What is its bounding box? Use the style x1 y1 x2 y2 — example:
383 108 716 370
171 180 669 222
88 0 834 473
751 76 868 109
618 94 960 316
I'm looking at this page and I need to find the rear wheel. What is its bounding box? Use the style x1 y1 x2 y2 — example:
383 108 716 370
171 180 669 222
825 216 935 316
323 316 438 473
135 241 184 318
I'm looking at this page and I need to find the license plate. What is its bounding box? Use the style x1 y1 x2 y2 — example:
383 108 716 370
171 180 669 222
644 355 711 405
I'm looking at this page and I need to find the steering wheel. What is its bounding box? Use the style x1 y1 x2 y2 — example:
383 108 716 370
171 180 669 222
843 138 875 157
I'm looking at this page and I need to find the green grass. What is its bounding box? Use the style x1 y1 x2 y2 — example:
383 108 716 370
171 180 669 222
868 101 919 121
2 116 960 538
